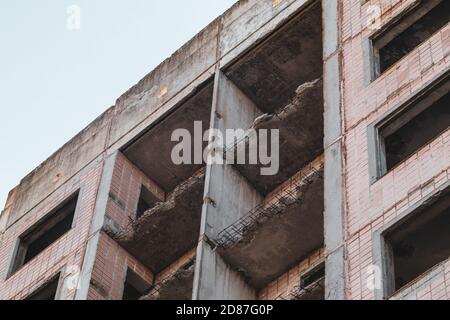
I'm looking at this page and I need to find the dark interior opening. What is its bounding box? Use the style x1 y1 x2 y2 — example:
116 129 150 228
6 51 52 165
122 268 151 300
10 192 79 276
122 81 213 193
222 0 324 195
301 263 325 289
385 191 450 292
381 86 450 173
117 80 212 276
297 262 325 300
122 281 141 301
136 185 161 219
374 0 449 75
225 0 323 114
25 274 60 300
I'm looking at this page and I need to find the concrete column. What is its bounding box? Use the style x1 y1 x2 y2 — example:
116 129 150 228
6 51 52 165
322 0 346 300
192 71 263 300
75 152 117 300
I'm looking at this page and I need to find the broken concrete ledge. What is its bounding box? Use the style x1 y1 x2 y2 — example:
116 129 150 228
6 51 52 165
141 259 196 301
225 78 324 195
215 162 324 289
278 277 325 301
107 168 205 273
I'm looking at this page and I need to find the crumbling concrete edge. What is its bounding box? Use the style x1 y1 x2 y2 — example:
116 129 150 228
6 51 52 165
323 0 346 300
144 260 196 300
192 70 260 300
74 152 117 300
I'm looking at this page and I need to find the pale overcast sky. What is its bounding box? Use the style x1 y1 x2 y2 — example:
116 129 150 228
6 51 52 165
0 0 237 209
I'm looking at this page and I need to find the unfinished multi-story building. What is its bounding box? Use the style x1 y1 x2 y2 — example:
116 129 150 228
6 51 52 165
0 0 449 300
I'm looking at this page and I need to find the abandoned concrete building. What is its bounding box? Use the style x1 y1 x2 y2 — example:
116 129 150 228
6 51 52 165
0 0 449 300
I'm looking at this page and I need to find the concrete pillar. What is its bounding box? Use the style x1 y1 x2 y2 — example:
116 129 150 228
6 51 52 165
322 0 346 300
192 71 263 300
75 152 117 300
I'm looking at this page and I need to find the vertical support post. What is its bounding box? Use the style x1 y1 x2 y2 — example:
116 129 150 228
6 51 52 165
75 152 117 300
192 71 263 300
322 0 346 300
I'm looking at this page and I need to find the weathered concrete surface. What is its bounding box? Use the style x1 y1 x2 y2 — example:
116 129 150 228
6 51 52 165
193 71 261 300
3 0 321 232
76 153 117 300
220 0 311 57
108 168 205 273
194 243 257 300
226 1 322 114
108 21 221 147
123 83 213 192
203 72 264 237
323 0 346 301
0 187 17 234
217 167 324 289
5 107 115 228
233 79 324 195
215 72 262 133
143 262 195 301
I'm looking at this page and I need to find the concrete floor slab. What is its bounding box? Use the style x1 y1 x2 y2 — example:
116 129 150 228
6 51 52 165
110 169 205 273
230 79 324 195
143 261 195 301
123 83 213 192
216 167 324 289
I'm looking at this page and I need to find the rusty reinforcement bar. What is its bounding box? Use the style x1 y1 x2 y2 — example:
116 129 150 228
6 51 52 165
215 163 324 250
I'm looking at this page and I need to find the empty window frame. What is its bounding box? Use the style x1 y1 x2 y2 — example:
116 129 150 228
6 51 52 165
9 192 79 276
370 0 449 79
297 262 325 300
122 268 151 300
25 273 61 300
380 188 450 297
135 185 161 219
369 72 450 181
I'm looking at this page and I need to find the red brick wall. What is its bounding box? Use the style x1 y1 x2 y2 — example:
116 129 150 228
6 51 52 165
107 152 165 229
155 248 196 284
341 0 450 300
391 257 450 300
257 156 324 300
88 232 153 300
88 152 199 300
265 155 324 205
258 248 324 300
0 162 103 300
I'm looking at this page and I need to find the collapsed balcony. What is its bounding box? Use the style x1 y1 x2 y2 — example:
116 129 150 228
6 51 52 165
215 158 324 290
107 80 214 274
279 277 325 301
225 0 322 115
224 79 323 195
122 81 213 192
109 169 204 274
142 258 196 301
221 1 323 195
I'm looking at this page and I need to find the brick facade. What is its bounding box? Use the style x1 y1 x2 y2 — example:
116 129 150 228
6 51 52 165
342 0 450 300
0 162 103 300
0 0 449 300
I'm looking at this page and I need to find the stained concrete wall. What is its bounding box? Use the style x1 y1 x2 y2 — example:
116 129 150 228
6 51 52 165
202 71 263 236
5 107 115 229
194 245 256 300
2 0 316 242
1 0 326 300
193 71 263 300
322 0 346 300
